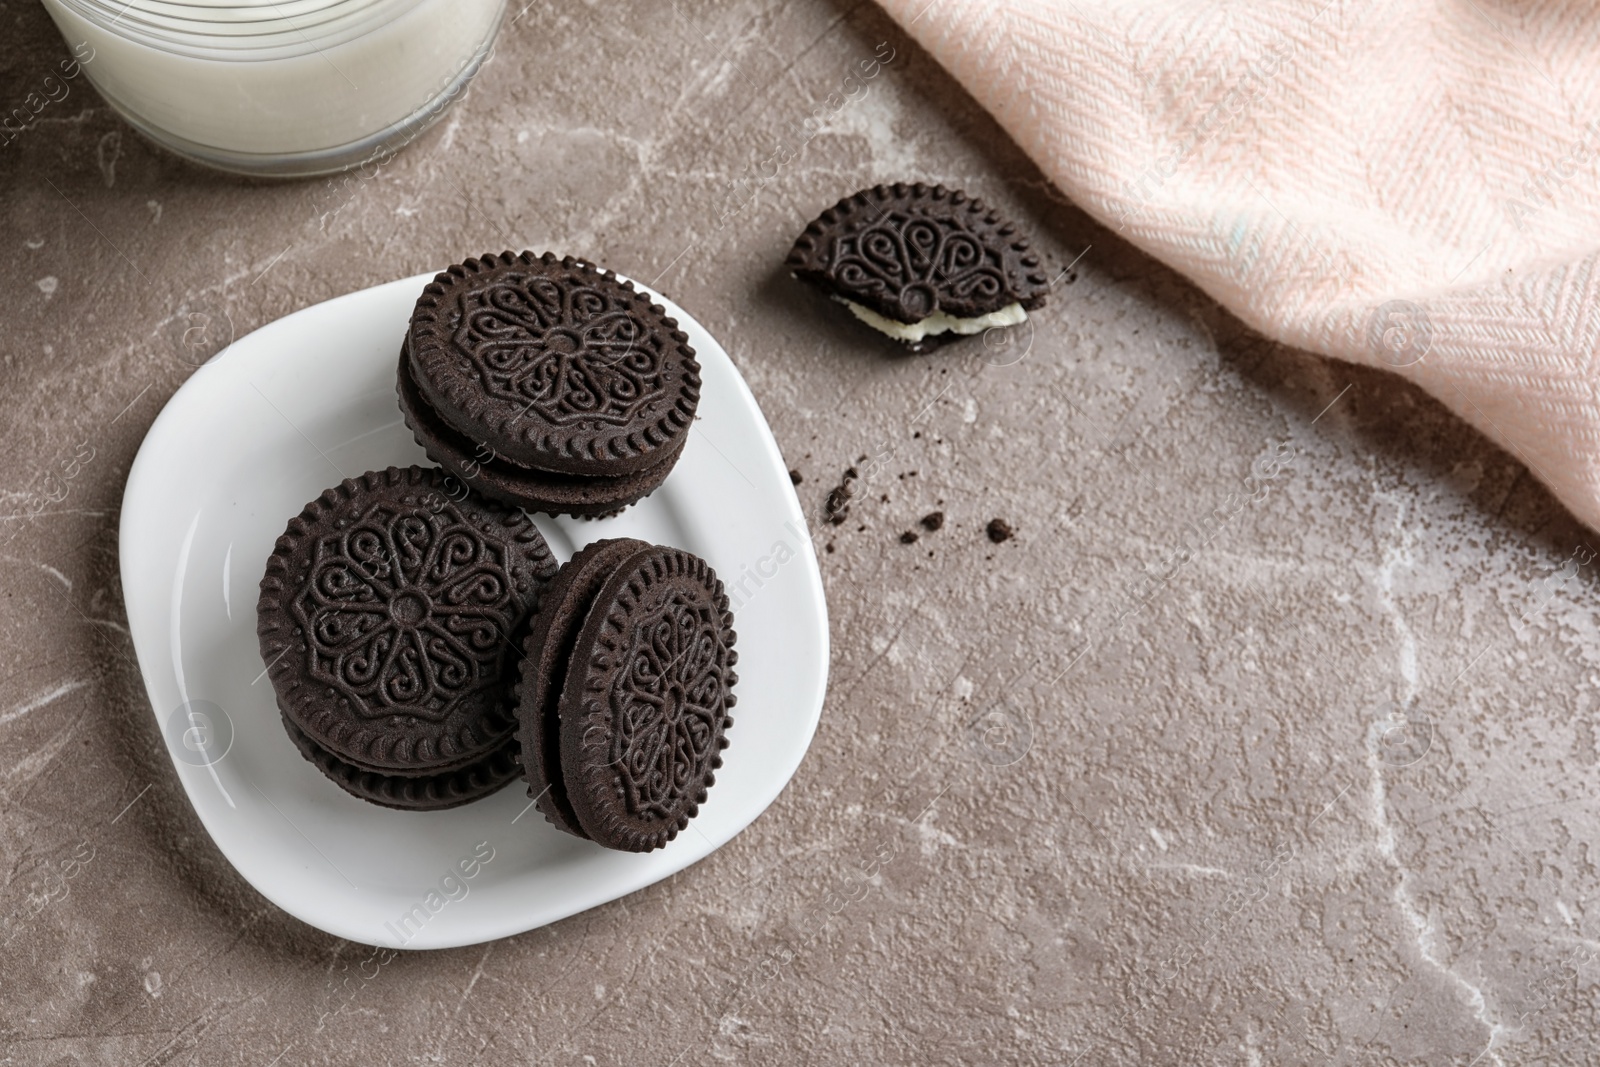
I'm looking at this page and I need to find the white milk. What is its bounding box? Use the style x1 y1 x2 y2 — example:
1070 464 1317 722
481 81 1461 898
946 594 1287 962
39 0 504 174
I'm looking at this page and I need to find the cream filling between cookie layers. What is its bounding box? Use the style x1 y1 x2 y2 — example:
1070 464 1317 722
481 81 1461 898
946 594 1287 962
839 297 1027 343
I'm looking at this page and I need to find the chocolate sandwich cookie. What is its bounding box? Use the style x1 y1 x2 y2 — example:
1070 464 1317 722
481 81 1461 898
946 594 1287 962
396 349 683 518
406 251 701 478
513 537 651 837
787 182 1051 353
257 466 557 777
282 715 521 811
514 541 738 852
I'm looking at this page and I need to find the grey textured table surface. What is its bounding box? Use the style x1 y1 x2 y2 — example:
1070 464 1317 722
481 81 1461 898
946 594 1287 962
3 2 1598 1065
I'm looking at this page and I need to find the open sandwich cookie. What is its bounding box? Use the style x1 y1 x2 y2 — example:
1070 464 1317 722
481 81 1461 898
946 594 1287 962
787 182 1051 353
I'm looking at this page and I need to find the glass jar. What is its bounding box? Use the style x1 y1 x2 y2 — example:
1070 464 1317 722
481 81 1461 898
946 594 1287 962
38 0 506 177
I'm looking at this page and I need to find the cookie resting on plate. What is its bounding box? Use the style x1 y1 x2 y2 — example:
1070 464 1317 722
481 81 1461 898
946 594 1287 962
257 465 556 806
514 540 738 852
399 251 701 516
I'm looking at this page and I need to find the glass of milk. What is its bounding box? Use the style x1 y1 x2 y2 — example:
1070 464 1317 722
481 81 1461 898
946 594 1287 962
39 0 507 177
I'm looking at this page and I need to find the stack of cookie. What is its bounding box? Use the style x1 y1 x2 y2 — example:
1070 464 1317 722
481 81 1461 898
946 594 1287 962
396 251 702 517
258 254 742 852
256 471 740 851
257 466 556 811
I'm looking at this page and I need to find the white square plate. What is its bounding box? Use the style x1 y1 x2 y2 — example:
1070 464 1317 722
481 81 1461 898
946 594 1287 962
119 273 828 949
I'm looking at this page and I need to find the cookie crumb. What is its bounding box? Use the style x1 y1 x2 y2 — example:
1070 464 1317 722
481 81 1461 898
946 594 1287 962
826 542 836 554
986 518 1014 543
789 468 803 485
900 530 919 544
920 510 944 532
824 467 858 525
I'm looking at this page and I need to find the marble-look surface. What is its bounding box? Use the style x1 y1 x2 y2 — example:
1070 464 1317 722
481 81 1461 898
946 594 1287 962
2 2 1598 1064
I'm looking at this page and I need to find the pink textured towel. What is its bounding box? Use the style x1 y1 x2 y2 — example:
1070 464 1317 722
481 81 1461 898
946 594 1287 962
880 0 1600 528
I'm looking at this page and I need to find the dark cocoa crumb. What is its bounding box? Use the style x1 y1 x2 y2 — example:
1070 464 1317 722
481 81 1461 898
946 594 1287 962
986 518 1014 543
913 431 922 439
789 468 803 485
857 524 866 532
900 531 919 544
880 493 890 503
920 511 944 532
826 542 836 554
824 466 858 525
